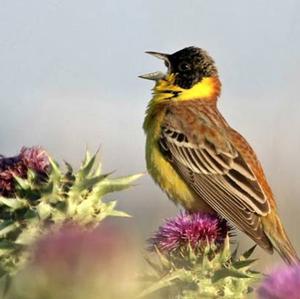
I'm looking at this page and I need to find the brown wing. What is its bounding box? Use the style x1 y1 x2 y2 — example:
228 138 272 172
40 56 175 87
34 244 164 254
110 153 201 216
159 106 272 251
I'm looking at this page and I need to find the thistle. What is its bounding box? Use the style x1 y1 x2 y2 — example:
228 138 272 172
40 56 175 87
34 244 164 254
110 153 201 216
257 264 300 299
142 212 260 299
0 147 142 279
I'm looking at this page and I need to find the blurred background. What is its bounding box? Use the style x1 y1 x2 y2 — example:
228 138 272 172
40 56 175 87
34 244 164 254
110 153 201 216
0 0 299 268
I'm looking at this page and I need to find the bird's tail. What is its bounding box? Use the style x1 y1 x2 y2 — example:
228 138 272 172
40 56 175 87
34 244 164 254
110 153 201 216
263 212 299 265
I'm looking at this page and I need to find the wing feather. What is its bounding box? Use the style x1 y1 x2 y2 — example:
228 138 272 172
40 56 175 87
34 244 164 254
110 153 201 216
159 118 272 249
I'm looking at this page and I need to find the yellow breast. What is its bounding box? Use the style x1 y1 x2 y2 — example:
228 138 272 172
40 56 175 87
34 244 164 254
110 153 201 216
144 104 206 211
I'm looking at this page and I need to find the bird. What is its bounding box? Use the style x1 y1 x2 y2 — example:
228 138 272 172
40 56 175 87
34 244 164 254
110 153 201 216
141 46 299 264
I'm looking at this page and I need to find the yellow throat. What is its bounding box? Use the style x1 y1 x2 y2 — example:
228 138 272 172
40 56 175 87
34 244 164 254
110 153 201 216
152 74 221 103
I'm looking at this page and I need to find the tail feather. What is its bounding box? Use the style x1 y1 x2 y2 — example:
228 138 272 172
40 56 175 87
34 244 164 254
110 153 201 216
273 234 300 265
263 213 299 265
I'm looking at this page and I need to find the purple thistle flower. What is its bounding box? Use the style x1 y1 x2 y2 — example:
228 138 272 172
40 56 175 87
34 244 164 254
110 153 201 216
257 265 300 299
0 146 49 197
0 157 26 196
149 212 229 253
19 146 50 173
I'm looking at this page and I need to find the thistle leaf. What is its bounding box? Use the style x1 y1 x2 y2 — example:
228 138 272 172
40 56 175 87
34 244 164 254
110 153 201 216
37 202 52 220
0 240 16 249
106 209 131 218
219 235 231 263
231 245 239 262
48 158 61 178
0 222 19 238
64 161 73 174
242 245 257 259
138 269 186 298
76 173 110 192
0 197 27 210
232 259 257 269
78 151 97 179
13 176 29 190
212 268 250 283
96 173 144 196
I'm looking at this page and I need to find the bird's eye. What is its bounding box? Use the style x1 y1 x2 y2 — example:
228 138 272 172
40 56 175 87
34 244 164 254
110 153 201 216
178 62 191 71
164 60 170 68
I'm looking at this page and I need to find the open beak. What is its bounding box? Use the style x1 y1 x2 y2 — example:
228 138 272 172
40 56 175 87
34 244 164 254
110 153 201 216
139 51 170 81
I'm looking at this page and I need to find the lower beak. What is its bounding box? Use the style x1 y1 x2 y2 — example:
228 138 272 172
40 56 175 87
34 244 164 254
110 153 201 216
138 71 165 81
139 51 170 81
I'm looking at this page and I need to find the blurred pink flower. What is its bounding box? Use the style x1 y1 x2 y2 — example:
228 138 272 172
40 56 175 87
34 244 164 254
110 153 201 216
11 224 140 299
32 224 135 280
257 264 300 299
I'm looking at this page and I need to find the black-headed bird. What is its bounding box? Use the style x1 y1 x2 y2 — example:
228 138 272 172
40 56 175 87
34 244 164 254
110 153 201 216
141 46 299 264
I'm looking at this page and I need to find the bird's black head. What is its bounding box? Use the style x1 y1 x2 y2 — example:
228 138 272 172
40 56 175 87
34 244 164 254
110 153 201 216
167 47 218 89
140 47 218 89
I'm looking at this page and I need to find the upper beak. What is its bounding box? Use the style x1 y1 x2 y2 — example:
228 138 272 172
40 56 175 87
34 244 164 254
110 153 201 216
139 51 170 81
145 51 169 61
